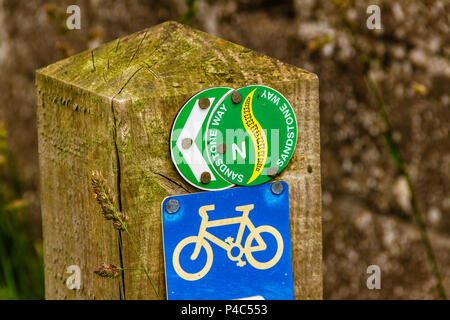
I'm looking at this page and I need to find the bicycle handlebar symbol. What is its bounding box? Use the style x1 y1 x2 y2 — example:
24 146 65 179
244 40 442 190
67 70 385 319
172 204 284 281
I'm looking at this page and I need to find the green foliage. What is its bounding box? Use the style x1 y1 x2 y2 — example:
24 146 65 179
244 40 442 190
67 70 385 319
44 4 70 34
0 122 44 300
181 0 197 25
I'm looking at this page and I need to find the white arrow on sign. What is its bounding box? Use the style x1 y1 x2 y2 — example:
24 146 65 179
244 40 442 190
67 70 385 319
176 98 216 183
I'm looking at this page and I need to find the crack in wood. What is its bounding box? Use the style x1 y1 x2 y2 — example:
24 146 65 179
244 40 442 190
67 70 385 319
110 98 126 299
91 50 96 72
126 31 148 69
117 66 144 95
152 171 190 193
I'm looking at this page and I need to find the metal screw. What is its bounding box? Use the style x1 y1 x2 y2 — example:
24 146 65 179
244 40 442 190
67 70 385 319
217 143 226 154
231 91 242 104
198 97 210 109
200 172 211 184
267 166 278 177
181 138 193 149
165 199 179 214
271 181 284 195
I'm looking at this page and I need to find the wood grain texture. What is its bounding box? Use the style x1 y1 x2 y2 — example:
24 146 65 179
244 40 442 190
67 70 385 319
37 21 322 299
36 74 122 299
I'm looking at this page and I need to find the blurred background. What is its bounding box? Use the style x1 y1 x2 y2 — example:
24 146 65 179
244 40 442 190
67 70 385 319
0 0 448 299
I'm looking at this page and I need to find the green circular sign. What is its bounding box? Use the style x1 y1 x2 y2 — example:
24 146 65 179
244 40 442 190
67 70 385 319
170 87 235 190
205 85 298 186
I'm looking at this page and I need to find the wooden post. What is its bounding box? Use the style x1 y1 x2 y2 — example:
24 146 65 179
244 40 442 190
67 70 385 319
36 21 322 300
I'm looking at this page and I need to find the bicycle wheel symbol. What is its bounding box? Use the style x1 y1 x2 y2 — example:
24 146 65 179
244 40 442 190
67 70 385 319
244 225 283 270
172 236 213 281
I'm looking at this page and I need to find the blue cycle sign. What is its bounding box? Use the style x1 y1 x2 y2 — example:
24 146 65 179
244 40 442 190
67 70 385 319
161 182 294 300
173 203 284 280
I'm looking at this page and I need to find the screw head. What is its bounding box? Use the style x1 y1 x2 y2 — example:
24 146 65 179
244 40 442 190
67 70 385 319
271 181 284 195
198 97 210 109
267 166 278 177
200 172 211 184
165 199 180 214
217 143 226 154
181 138 193 149
231 91 242 104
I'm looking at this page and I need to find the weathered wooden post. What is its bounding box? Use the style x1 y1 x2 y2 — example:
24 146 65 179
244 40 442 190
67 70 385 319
36 21 321 300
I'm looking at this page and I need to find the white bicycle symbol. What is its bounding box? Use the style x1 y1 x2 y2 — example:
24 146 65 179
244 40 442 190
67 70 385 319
172 204 284 281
